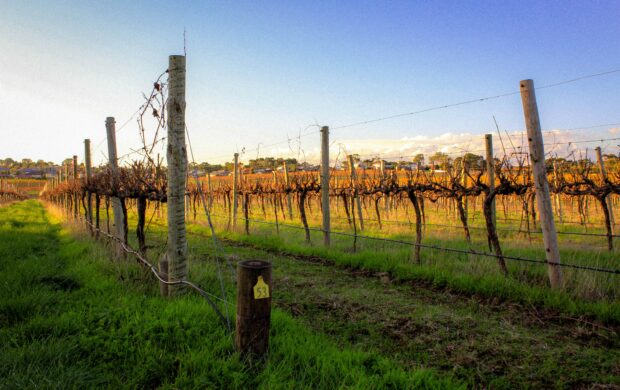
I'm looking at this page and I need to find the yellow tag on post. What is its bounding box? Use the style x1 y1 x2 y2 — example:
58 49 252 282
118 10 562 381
253 276 270 299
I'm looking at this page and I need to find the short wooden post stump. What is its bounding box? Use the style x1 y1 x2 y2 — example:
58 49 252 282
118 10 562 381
235 260 272 357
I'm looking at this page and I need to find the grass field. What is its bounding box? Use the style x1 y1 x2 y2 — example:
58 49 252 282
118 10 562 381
50 198 620 387
0 200 460 389
3 199 619 388
167 193 620 323
2 178 47 197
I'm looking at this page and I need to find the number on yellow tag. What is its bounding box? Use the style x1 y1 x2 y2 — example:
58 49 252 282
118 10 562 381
253 275 270 299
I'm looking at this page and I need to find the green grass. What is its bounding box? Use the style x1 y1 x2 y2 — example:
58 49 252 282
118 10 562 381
0 200 460 389
113 204 620 388
161 196 620 324
202 222 620 324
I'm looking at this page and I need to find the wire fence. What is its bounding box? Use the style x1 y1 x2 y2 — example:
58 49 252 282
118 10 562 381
68 211 233 331
192 211 620 276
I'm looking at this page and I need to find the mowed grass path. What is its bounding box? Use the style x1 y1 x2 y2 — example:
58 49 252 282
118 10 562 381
0 201 459 389
138 222 620 389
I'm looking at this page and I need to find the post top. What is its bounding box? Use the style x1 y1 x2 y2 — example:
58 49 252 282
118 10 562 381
238 260 272 270
105 117 115 124
321 126 329 132
520 79 534 89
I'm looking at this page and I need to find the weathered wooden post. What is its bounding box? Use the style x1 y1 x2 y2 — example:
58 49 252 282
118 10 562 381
207 171 213 210
552 160 563 224
461 159 468 221
271 171 280 235
595 146 615 233
283 161 293 220
520 79 563 289
348 155 364 230
485 134 497 228
106 117 127 260
236 260 272 358
380 159 389 214
84 139 93 229
72 155 78 219
62 162 68 213
232 153 239 231
320 126 331 246
163 54 188 296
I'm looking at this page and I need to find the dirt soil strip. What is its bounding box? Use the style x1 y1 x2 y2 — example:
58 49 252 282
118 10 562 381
200 235 620 389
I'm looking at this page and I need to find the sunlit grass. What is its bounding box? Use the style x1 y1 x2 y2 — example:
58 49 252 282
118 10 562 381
1 200 461 389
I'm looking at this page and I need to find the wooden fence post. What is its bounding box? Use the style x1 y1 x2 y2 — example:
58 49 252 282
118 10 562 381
236 260 272 358
348 155 364 230
321 126 331 246
84 139 93 229
164 54 188 296
207 171 213 210
595 146 615 233
283 161 293 220
520 79 563 289
461 159 468 222
381 159 389 214
72 155 78 219
106 117 127 260
233 153 239 231
485 134 496 228
552 160 563 224
63 162 69 214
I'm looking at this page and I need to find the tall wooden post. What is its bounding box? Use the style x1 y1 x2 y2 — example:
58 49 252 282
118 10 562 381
381 160 389 213
207 172 213 210
233 153 239 230
485 134 496 228
349 155 364 230
520 79 563 289
164 54 188 296
595 147 615 233
283 161 293 219
236 260 272 357
72 155 78 218
84 139 93 227
106 117 127 260
63 162 69 214
461 159 468 221
320 126 331 246
552 160 563 224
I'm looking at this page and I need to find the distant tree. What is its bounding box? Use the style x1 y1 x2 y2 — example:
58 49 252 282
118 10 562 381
343 154 361 170
413 154 425 167
429 152 451 170
454 153 484 170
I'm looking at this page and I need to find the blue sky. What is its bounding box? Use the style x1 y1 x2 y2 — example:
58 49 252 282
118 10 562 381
1 1 619 165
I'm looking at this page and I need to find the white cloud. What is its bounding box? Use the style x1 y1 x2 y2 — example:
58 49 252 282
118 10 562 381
232 127 615 165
